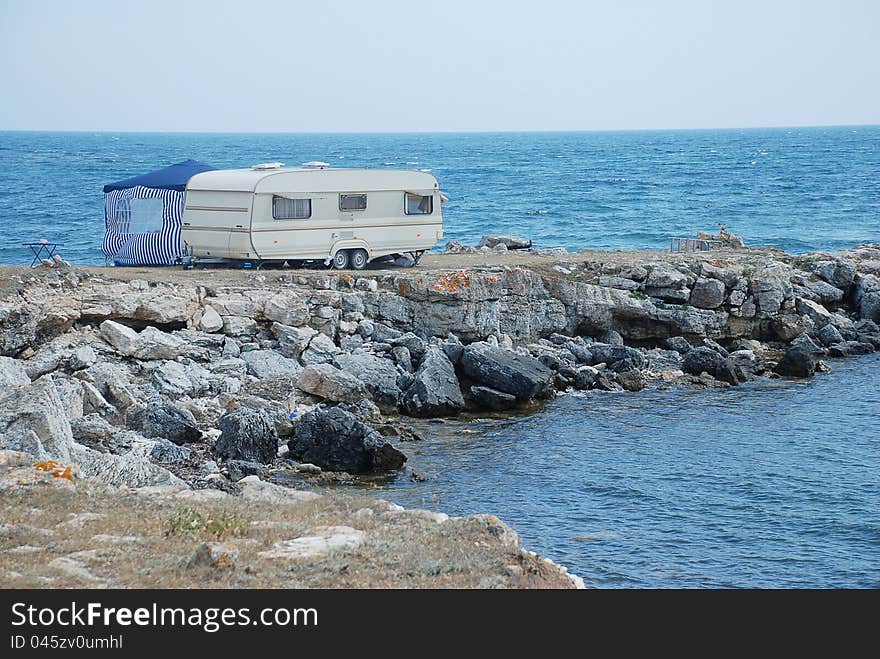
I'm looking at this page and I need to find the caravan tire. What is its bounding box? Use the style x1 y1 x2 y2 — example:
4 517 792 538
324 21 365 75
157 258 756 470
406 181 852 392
332 250 350 270
350 249 369 270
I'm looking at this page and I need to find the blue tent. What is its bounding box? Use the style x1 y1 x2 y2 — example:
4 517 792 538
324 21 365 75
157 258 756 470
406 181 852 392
102 160 215 265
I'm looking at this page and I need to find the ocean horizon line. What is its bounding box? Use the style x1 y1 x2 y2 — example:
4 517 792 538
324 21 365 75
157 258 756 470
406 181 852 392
1 123 879 137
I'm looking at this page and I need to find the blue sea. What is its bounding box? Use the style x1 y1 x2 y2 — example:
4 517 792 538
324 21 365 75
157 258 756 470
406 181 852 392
1 127 879 265
2 127 878 588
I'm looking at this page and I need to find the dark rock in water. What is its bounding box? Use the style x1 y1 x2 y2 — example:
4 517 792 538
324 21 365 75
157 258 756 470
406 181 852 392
789 333 826 356
775 345 818 378
460 342 554 401
826 341 876 357
225 459 267 482
573 367 599 390
477 235 532 250
592 372 623 392
681 347 742 385
130 401 200 445
588 344 647 370
616 370 647 392
288 406 406 473
214 407 278 464
149 438 191 463
470 385 518 410
400 347 465 417
565 340 594 364
664 336 693 354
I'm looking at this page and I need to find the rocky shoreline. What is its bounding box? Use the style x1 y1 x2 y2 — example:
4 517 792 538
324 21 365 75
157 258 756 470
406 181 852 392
2 239 879 585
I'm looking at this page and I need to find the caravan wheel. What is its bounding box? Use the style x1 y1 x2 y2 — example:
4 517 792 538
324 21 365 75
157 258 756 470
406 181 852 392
350 249 368 270
332 250 350 269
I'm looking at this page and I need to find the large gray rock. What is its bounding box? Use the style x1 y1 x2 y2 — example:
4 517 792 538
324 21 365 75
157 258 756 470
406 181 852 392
296 363 366 404
814 259 856 290
587 343 647 370
70 443 185 488
796 298 832 328
689 278 726 309
214 407 278 464
0 356 29 387
815 323 844 347
681 347 742 385
469 385 518 410
477 235 532 250
129 401 201 445
775 345 819 378
0 376 73 460
241 349 303 379
272 323 317 359
460 342 554 401
854 274 880 322
400 347 465 417
262 293 309 326
288 406 406 474
99 320 184 360
805 279 845 305
334 353 402 411
300 333 340 365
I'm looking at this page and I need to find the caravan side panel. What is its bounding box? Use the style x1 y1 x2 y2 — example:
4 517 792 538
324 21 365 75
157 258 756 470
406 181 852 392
181 190 256 259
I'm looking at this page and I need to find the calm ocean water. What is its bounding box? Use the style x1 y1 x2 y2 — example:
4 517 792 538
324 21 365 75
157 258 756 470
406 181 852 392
2 128 878 588
374 356 880 588
0 127 878 265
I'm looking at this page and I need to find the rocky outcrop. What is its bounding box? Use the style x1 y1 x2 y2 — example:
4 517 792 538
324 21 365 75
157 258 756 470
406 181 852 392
333 353 402 410
681 347 742 385
288 406 406 473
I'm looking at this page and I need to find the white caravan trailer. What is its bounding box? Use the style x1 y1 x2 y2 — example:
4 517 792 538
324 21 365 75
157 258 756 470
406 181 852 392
180 164 444 269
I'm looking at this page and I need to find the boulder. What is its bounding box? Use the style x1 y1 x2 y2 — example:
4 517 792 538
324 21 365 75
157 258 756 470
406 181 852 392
469 385 518 411
129 401 201 445
477 235 532 250
262 293 309 327
814 260 856 290
775 345 818 378
645 267 690 290
300 333 339 366
827 341 875 357
587 343 647 370
0 356 29 387
460 342 554 401
664 336 693 354
815 323 844 347
288 406 406 473
0 376 73 460
391 332 427 363
681 347 742 385
805 280 844 305
796 298 832 328
400 347 465 417
272 323 317 358
214 407 278 464
690 278 726 309
198 305 224 332
296 363 366 404
241 349 303 379
69 414 119 452
149 438 192 463
221 316 258 336
616 369 647 392
225 459 268 482
334 353 402 410
99 320 185 360
69 345 97 371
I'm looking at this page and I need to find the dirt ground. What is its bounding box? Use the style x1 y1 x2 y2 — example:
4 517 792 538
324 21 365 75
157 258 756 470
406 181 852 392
0 246 779 295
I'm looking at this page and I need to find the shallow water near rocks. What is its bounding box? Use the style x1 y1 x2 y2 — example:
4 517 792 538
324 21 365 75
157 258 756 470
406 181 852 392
339 356 880 588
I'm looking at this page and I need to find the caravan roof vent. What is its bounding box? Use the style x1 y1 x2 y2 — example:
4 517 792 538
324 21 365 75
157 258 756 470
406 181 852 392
302 161 330 169
251 162 285 170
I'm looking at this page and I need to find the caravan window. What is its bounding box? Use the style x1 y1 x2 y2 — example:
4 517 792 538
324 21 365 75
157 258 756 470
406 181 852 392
273 196 312 220
124 197 164 233
339 194 367 211
405 193 433 215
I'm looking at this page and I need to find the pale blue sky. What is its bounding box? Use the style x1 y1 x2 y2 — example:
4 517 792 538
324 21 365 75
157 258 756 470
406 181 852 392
1 0 878 132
